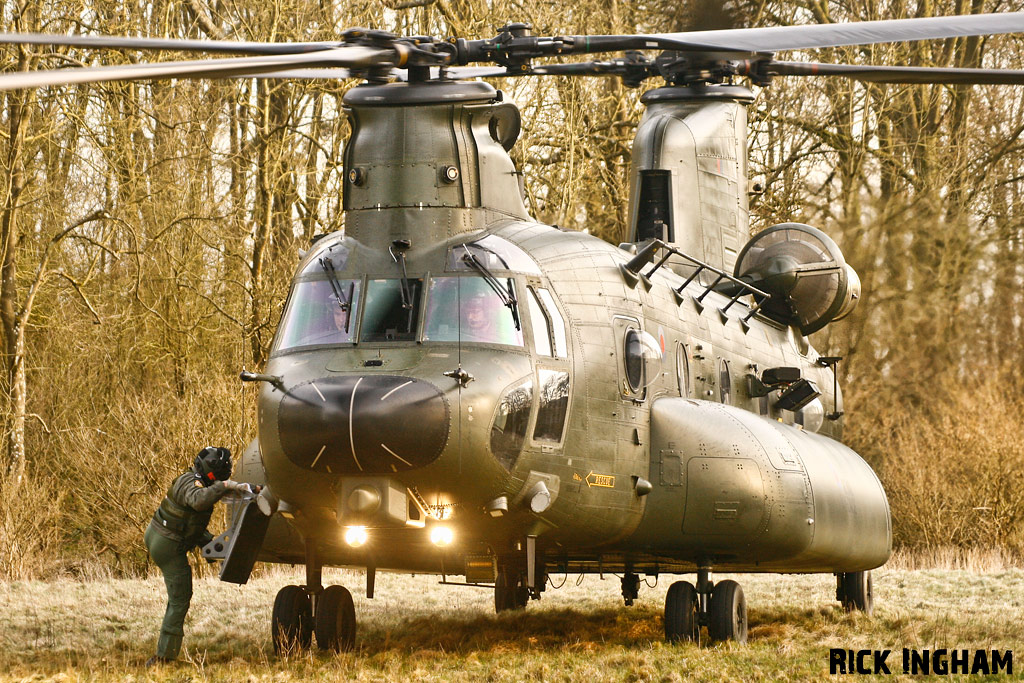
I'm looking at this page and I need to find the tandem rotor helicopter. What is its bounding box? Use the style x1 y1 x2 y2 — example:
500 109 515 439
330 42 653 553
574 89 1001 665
4 9 1024 651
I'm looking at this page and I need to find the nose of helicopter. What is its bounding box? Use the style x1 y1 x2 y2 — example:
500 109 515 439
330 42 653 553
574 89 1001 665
277 375 450 475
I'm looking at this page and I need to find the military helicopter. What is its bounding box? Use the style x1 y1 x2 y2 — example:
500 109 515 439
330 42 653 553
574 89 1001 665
4 11 1024 652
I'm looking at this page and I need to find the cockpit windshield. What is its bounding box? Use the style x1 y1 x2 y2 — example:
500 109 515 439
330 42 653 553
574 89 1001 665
360 278 423 342
423 277 524 346
274 278 361 351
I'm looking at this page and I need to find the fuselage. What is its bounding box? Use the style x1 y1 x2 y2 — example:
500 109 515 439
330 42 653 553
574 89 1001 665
243 78 890 579
251 216 890 575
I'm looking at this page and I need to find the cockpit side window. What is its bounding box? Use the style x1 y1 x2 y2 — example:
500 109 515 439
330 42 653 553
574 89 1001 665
526 288 553 356
423 277 524 346
273 278 361 351
535 288 567 358
533 369 569 442
360 278 422 342
491 378 533 470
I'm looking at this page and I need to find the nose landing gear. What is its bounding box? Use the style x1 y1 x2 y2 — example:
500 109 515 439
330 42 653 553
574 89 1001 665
271 540 358 654
494 566 530 611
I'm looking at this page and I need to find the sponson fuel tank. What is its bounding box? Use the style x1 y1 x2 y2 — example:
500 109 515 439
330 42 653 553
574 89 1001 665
627 398 891 572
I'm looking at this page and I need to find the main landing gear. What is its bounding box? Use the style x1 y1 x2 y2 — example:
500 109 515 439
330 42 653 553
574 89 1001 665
664 567 748 644
836 570 873 615
271 540 357 654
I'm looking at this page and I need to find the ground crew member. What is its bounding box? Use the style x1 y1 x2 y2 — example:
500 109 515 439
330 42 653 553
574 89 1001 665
144 446 255 665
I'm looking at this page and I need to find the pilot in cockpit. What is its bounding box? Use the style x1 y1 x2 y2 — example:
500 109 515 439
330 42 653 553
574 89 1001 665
461 290 501 343
300 283 352 345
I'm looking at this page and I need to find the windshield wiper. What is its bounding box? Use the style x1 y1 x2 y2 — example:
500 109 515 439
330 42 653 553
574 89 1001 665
389 239 415 311
461 246 521 331
319 256 353 334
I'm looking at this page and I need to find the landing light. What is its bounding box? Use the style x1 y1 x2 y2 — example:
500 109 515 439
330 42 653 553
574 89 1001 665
344 525 368 547
429 525 454 547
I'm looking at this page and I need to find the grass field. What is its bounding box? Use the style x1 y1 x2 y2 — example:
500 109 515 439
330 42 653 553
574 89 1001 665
1 559 1021 682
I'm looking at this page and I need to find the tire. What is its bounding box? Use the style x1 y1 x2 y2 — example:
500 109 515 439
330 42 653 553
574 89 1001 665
494 569 527 612
664 581 698 643
708 579 747 644
315 585 357 652
272 585 313 654
840 571 873 615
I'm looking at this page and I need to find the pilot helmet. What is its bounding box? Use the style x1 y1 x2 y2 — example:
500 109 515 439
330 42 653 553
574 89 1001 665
194 446 232 484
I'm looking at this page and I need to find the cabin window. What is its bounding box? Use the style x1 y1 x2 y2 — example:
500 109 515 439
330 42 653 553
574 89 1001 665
624 328 663 396
536 288 567 357
676 342 691 397
423 277 524 346
360 278 422 342
719 359 732 404
526 289 552 356
491 379 533 470
273 278 361 351
534 369 569 442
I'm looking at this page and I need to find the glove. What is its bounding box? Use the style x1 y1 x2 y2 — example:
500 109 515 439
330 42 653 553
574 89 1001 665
223 480 253 494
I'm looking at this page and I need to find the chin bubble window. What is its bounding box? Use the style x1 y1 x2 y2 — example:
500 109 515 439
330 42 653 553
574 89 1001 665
624 329 663 397
490 379 533 470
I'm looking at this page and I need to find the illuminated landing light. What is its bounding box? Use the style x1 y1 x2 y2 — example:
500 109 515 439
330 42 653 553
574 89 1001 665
429 525 454 547
344 526 368 547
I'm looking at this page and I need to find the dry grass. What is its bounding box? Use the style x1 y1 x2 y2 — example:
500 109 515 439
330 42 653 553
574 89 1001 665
1 565 1021 682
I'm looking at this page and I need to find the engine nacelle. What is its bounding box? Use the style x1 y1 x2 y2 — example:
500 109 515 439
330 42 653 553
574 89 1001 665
628 398 891 572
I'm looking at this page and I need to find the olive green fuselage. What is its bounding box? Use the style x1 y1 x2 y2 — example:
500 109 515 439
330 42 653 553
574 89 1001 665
244 80 891 579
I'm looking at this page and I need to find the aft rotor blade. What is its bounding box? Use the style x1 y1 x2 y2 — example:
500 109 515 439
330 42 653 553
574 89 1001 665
652 12 1024 53
768 61 1024 85
0 31 342 55
0 46 391 90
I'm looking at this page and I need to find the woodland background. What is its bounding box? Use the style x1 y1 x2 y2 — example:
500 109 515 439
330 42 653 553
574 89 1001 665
0 0 1022 580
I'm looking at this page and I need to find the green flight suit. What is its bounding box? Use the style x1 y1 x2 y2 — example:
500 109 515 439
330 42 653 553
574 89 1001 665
145 472 230 661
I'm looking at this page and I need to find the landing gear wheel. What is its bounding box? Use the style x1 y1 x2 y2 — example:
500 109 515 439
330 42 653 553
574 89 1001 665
664 581 698 643
494 568 528 612
272 585 313 654
708 579 747 644
838 571 873 615
315 585 356 652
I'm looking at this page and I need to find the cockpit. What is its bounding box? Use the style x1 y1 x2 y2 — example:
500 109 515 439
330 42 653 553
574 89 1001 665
271 234 551 354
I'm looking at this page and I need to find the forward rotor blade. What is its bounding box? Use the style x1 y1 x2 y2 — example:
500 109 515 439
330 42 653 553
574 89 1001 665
652 12 1024 53
768 61 1024 85
0 46 391 90
0 31 342 55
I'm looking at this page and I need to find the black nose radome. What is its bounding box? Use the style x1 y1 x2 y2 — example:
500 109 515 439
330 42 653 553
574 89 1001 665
278 375 450 475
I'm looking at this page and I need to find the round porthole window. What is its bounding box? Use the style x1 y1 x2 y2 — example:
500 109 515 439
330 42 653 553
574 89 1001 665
624 329 663 394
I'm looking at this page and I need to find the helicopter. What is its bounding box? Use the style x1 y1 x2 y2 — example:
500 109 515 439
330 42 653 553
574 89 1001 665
3 10 1024 652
